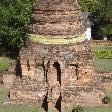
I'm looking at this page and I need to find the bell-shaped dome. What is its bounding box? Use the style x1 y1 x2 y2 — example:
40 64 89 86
29 0 86 37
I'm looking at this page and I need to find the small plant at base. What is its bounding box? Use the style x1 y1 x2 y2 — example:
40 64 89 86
72 105 84 112
102 96 111 104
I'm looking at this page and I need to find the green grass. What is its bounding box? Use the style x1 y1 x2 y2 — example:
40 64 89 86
86 107 112 112
0 87 44 112
69 106 112 112
0 87 9 104
91 45 112 72
92 46 112 59
0 57 12 72
93 58 112 72
0 105 43 112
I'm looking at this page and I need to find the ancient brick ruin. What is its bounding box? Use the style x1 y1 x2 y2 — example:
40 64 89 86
10 0 105 112
28 0 86 36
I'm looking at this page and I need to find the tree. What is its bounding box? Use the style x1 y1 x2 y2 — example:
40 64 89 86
0 0 32 48
78 0 100 12
98 0 112 40
78 0 112 40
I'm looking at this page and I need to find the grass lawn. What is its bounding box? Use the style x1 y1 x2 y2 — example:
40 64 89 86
0 57 13 72
91 45 112 72
86 107 112 112
93 58 112 72
0 104 43 112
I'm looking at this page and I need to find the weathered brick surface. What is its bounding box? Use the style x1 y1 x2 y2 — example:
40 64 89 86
29 0 86 36
10 40 105 111
3 72 15 89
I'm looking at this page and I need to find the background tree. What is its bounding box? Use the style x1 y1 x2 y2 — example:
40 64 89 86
78 0 112 40
0 0 32 49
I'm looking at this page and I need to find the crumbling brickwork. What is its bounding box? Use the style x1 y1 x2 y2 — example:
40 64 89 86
28 0 86 36
2 62 16 89
10 40 105 111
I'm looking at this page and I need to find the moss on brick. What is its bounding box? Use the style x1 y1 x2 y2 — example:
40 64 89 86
28 34 86 44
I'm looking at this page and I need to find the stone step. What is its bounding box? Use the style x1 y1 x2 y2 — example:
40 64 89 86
13 83 45 87
64 84 103 93
12 79 47 91
15 79 45 84
13 78 45 85
12 84 46 91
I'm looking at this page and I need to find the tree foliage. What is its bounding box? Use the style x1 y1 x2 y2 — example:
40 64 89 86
0 0 32 48
78 0 100 12
78 0 112 39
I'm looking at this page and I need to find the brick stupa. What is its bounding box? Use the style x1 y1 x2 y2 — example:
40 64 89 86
29 0 86 37
10 0 105 112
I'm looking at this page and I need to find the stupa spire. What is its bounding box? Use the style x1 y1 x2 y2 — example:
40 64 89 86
29 0 86 37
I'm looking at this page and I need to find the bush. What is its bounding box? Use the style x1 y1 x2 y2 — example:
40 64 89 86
102 96 111 104
72 106 84 112
0 63 9 72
